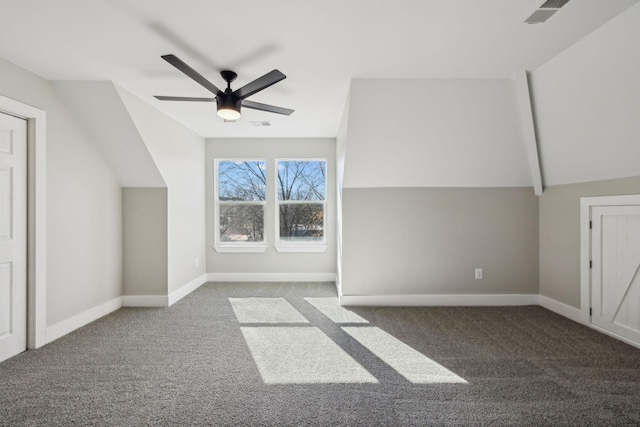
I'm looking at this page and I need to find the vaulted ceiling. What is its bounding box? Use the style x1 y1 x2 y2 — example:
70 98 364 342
1 0 637 138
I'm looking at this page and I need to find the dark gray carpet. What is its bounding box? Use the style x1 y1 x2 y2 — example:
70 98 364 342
2 282 640 426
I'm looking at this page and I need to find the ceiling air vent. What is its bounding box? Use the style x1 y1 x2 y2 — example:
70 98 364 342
525 0 570 24
250 121 271 127
539 0 570 8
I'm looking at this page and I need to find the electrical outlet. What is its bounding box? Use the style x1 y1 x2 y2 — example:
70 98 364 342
195 257 199 267
475 268 483 280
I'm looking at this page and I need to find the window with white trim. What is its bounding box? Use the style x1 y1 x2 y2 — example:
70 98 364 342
215 160 266 248
276 160 326 249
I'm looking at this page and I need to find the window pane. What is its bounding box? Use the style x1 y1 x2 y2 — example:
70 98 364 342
220 205 264 242
219 161 266 201
279 203 324 242
277 161 325 201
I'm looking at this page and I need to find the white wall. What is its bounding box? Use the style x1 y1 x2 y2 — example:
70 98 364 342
335 92 351 290
343 78 531 189
117 87 206 294
0 59 122 326
530 2 640 186
206 138 336 279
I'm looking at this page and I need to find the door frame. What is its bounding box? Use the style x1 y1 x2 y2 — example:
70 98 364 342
0 94 47 349
580 194 640 345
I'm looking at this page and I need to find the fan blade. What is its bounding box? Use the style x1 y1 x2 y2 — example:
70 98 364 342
242 100 294 115
161 54 222 96
154 96 216 102
233 70 286 100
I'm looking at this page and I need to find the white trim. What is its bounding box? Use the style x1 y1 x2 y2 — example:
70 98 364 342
168 274 207 306
580 198 592 324
214 244 267 253
122 295 169 307
0 95 47 349
580 194 640 207
589 324 640 348
514 70 543 196
589 324 640 350
339 294 540 307
207 272 337 283
539 295 582 323
45 297 122 344
335 279 342 298
274 245 327 253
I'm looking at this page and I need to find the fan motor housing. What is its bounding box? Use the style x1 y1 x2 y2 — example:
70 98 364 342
217 93 242 112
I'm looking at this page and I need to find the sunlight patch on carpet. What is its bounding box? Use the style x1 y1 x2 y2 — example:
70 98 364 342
229 298 309 323
241 326 378 384
342 327 467 384
304 297 369 323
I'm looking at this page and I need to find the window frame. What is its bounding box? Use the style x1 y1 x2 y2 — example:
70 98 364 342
214 158 268 253
274 158 328 253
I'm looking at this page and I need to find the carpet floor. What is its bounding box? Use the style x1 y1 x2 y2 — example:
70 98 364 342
1 282 640 426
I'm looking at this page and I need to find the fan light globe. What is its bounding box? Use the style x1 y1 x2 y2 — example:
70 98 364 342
217 108 241 121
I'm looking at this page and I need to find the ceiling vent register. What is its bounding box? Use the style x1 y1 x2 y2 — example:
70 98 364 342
525 0 570 24
539 0 571 8
250 121 271 127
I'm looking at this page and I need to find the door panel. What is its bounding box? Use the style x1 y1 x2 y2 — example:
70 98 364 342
0 112 27 363
592 206 640 344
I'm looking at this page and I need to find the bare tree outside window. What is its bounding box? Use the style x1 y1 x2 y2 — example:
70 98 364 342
277 160 326 242
218 161 266 242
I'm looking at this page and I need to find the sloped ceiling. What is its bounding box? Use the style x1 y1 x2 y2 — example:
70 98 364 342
53 81 166 187
0 0 637 138
530 3 640 185
343 79 532 189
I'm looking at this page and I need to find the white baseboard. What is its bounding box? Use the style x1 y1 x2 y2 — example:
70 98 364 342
589 324 640 350
46 296 122 344
206 272 337 283
122 295 168 307
339 294 540 306
168 274 207 306
539 295 582 323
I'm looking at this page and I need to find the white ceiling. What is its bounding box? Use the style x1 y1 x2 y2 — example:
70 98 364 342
0 0 637 138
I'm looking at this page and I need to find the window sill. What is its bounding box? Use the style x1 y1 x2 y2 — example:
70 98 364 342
274 245 327 253
214 245 268 253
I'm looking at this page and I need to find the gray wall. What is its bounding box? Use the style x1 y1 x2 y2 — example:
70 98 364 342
123 188 168 296
539 176 640 308
206 138 337 276
342 187 538 296
0 58 122 326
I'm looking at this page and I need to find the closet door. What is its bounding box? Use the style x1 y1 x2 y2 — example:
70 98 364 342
591 205 640 345
0 112 27 363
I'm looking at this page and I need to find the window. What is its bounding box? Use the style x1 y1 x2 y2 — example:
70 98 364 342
215 160 267 252
276 160 327 251
213 158 328 253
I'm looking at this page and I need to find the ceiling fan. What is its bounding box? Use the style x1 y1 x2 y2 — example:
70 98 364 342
154 54 294 121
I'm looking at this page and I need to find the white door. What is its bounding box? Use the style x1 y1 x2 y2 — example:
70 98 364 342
0 112 27 363
591 205 640 344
